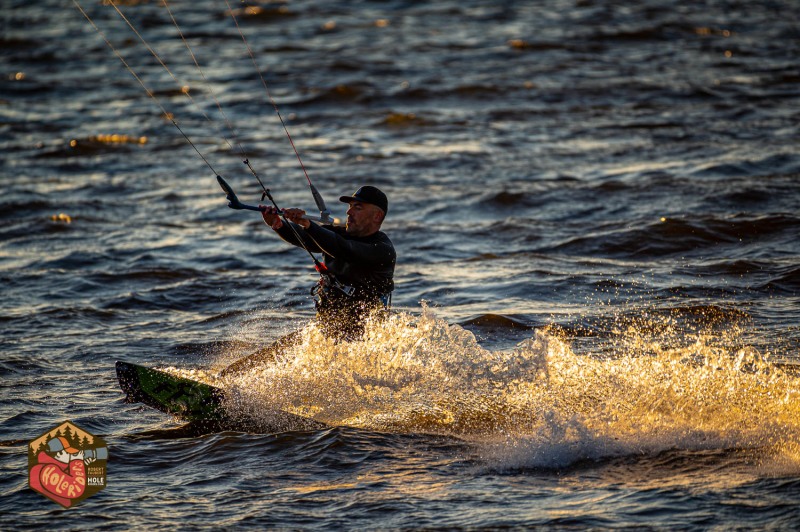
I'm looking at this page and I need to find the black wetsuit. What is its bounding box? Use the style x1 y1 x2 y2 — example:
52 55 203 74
275 221 395 339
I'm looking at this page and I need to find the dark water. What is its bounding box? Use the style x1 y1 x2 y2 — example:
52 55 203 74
3 0 800 527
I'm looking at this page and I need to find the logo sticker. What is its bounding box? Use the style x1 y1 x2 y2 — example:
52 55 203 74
28 420 108 508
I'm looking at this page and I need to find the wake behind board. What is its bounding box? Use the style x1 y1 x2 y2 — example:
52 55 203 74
116 361 324 433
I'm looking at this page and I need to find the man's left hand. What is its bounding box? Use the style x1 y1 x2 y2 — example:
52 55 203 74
282 208 311 229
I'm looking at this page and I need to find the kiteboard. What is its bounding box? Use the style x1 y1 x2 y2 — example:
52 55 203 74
115 360 324 432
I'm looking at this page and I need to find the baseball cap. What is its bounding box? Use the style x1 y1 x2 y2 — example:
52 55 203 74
339 185 388 214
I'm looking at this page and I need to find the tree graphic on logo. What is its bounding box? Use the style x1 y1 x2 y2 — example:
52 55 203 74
28 420 108 509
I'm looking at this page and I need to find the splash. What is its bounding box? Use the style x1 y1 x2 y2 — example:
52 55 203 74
174 305 800 466
219 305 548 434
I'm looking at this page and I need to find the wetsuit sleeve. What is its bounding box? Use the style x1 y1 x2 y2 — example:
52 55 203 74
273 221 322 253
305 223 395 267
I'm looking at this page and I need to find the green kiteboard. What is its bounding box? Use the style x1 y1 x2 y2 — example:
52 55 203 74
116 360 324 432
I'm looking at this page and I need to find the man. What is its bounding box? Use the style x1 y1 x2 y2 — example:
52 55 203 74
221 185 395 375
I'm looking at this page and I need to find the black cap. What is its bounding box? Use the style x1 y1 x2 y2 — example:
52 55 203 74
339 185 388 214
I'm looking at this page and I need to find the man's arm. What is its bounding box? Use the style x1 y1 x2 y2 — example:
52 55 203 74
305 223 395 267
261 206 321 252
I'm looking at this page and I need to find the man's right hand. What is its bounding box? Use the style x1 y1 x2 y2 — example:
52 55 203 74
260 205 283 230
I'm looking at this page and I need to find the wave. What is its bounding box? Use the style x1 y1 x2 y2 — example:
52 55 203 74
483 190 540 208
31 249 112 270
690 259 780 276
458 313 533 330
553 214 799 258
588 24 683 43
37 140 147 159
294 83 376 105
0 36 37 50
226 4 296 23
35 306 119 322
761 265 800 294
690 154 800 178
0 199 53 219
293 80 513 107
86 267 206 283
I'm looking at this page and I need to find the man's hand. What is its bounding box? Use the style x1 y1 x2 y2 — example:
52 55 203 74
260 205 283 230
261 206 310 230
282 208 311 229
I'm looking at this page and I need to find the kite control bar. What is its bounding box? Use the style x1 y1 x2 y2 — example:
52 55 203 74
216 175 340 225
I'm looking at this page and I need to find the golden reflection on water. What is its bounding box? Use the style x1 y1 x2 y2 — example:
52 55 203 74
286 482 359 494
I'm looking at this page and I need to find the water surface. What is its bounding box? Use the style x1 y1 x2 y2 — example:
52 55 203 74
2 0 799 528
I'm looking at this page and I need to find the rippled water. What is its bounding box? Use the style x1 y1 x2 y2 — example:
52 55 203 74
3 0 800 528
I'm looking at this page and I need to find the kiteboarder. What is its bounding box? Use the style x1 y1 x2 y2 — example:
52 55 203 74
75 1 395 375
263 185 395 337
221 185 395 375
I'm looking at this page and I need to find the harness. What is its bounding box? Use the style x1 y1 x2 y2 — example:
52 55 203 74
311 273 392 309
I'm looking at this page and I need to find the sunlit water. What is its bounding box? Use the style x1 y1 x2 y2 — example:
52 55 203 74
3 0 800 528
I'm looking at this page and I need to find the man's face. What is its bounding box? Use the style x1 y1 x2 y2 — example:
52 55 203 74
345 200 384 236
